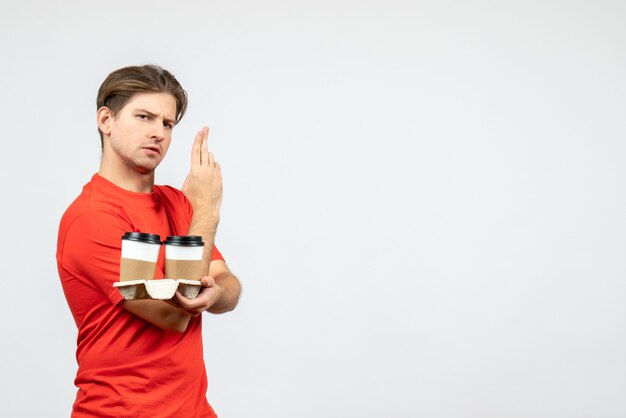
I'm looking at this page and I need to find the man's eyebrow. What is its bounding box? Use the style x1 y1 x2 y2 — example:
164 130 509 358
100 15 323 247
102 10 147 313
135 108 176 125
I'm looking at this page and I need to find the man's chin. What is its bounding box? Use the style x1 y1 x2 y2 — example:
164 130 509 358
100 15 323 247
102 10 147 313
125 154 164 175
133 160 160 175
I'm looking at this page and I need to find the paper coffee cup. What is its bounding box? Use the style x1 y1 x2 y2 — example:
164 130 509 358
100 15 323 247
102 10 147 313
120 232 162 281
164 236 205 280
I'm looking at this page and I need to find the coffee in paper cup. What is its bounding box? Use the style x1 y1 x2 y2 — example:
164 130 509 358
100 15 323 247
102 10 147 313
164 236 205 280
120 232 162 281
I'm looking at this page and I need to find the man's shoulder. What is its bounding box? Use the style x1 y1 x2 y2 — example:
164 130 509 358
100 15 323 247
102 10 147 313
153 184 194 225
58 199 126 243
155 184 191 207
57 184 127 263
59 181 93 231
59 179 124 228
155 183 182 196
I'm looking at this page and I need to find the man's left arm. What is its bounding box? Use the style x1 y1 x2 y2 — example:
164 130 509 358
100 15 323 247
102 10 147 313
174 259 241 315
173 127 241 314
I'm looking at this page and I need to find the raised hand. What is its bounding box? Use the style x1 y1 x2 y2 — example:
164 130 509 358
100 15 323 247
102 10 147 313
182 127 223 222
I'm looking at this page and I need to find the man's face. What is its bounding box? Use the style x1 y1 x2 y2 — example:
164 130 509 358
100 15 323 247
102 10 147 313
104 92 177 174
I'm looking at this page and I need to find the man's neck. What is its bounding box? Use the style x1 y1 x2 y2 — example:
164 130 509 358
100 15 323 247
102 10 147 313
98 159 155 193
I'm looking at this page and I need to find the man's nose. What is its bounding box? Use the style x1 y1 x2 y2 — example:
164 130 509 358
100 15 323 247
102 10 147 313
151 121 166 141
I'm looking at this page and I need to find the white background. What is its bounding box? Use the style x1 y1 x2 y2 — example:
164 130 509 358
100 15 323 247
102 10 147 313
1 1 625 417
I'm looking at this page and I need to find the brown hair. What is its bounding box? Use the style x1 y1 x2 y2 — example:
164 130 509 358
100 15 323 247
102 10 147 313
96 64 188 147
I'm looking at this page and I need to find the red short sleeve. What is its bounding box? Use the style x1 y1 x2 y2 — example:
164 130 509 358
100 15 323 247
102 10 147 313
60 211 130 306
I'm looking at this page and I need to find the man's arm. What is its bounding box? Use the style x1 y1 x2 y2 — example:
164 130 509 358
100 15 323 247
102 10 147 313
207 260 241 313
176 127 241 313
61 212 195 333
123 300 192 333
174 260 241 315
182 126 222 277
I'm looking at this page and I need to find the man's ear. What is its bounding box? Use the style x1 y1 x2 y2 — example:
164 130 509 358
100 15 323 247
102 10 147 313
97 106 113 136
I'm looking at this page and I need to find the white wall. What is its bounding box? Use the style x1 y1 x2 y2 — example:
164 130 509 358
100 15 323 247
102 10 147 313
1 1 625 416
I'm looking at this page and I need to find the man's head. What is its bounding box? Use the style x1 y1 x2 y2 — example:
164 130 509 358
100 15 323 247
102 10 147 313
96 65 188 147
96 65 188 175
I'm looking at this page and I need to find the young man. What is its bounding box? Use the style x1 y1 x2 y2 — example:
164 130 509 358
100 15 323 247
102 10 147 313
57 65 241 417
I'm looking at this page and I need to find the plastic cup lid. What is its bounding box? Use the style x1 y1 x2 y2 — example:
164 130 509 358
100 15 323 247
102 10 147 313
164 235 204 246
122 232 162 245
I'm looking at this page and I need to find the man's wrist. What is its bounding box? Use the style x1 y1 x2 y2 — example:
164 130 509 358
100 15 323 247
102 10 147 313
189 214 219 233
192 207 220 221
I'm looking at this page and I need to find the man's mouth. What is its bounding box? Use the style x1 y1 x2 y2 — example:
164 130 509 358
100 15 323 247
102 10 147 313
142 145 161 155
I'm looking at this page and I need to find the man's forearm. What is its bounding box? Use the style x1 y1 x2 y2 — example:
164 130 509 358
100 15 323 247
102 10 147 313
187 213 219 277
209 272 241 314
123 300 192 333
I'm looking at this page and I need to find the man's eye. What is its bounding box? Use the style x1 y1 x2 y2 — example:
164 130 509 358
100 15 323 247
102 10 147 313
138 114 149 119
164 122 173 129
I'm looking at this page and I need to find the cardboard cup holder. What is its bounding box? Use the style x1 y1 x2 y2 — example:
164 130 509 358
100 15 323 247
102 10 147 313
113 279 203 300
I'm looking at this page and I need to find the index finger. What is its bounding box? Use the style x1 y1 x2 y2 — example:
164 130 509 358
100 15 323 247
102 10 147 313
191 129 203 169
200 127 209 166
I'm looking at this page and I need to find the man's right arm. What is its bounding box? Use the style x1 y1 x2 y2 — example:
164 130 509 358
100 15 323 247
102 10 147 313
62 212 193 333
123 300 192 333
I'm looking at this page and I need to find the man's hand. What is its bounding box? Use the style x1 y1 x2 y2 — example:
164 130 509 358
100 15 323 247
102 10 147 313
182 127 222 221
174 276 224 316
